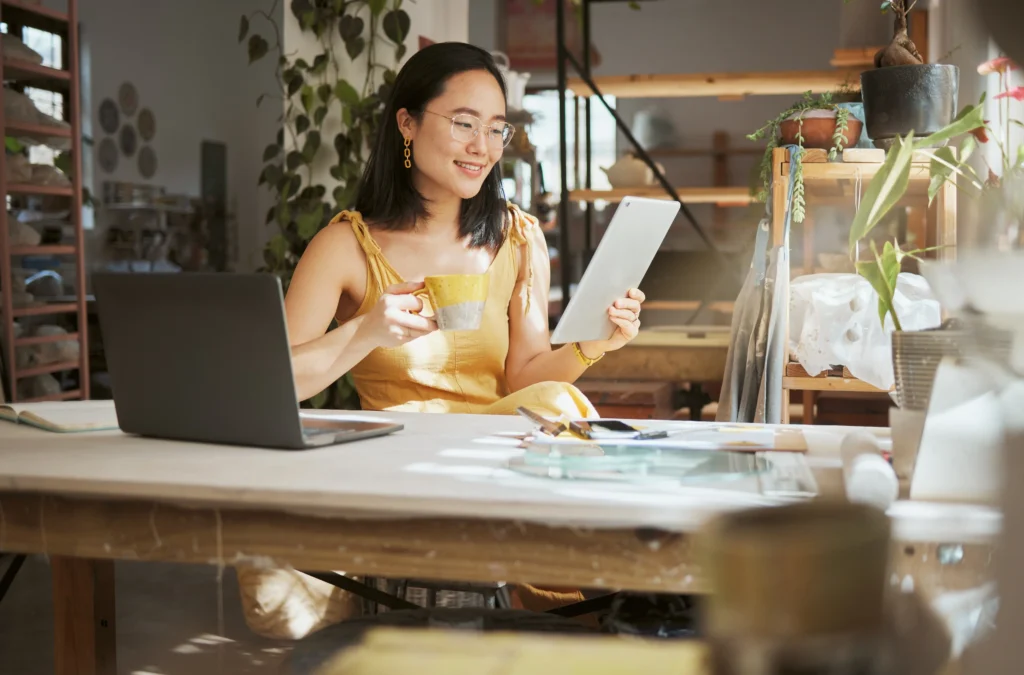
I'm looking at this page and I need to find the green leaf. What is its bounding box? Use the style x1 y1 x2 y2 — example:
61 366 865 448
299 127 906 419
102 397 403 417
880 1 891 12
854 240 902 330
296 114 310 134
382 9 410 44
302 130 322 161
263 144 280 162
912 103 985 150
1016 144 1024 170
848 132 915 254
345 36 365 60
314 106 329 127
247 34 269 63
265 206 276 224
335 79 359 106
301 10 316 30
318 83 333 104
339 14 364 41
334 181 359 210
927 146 957 205
238 15 250 42
276 201 292 227
261 163 282 187
301 84 316 113
268 234 289 262
311 53 329 75
287 150 306 171
296 202 324 240
330 165 345 181
5 136 25 153
277 128 285 147
395 43 407 62
342 106 353 128
334 132 352 160
369 0 387 16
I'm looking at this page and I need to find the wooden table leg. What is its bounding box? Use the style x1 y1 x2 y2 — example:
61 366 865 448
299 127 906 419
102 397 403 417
52 557 116 675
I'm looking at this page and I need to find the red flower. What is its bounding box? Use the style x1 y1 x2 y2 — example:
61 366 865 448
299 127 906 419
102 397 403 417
978 57 1019 75
994 87 1024 101
971 123 991 143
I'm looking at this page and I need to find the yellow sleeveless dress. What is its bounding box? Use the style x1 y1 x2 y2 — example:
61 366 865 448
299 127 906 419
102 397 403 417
342 203 597 419
236 205 597 639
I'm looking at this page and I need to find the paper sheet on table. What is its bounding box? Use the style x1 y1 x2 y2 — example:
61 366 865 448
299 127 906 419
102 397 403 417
530 422 779 452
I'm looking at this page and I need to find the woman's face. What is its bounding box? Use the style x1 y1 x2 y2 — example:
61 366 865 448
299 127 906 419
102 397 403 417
399 69 508 202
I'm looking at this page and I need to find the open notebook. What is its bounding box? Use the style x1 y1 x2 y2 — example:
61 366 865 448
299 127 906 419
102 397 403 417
0 400 120 433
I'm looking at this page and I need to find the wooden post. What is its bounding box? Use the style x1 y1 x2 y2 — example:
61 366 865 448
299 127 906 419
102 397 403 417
712 131 729 232
52 558 117 675
772 148 791 424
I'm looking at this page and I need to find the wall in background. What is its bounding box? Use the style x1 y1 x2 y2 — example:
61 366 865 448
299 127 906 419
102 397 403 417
42 0 281 272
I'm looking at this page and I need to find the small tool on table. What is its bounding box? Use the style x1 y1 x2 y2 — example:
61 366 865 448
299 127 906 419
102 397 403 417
515 407 668 441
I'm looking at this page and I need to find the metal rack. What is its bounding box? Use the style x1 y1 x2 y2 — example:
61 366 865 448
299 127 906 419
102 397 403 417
0 0 88 402
551 0 867 318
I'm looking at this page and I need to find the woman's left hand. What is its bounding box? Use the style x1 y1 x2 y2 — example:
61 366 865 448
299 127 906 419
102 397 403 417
578 288 645 359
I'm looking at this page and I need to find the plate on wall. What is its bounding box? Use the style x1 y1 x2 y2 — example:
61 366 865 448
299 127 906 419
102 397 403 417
98 137 118 173
138 108 156 141
138 145 157 178
99 98 119 134
119 81 138 116
119 124 137 157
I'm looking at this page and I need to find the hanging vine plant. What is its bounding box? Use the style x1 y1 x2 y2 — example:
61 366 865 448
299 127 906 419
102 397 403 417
239 0 411 408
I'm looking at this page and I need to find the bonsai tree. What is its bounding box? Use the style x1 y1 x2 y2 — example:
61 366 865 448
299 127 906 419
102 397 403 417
871 0 923 68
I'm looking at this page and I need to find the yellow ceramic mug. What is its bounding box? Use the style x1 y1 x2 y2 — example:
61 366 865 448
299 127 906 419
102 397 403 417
415 273 489 331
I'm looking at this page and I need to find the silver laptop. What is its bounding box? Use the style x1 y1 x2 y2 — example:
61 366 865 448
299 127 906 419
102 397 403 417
92 272 403 450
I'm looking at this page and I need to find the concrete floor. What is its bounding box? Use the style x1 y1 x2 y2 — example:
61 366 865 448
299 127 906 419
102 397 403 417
0 555 293 674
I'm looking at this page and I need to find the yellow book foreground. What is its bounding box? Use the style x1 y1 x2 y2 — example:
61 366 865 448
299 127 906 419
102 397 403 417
315 628 709 675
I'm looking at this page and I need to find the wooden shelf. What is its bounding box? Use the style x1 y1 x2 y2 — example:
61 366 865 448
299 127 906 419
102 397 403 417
15 331 79 348
5 120 71 141
9 244 77 256
16 359 80 379
569 186 755 206
10 302 78 318
6 183 74 197
1 59 70 90
566 68 864 99
646 146 764 158
783 376 890 394
830 46 884 68
0 0 70 33
19 388 81 403
642 300 735 313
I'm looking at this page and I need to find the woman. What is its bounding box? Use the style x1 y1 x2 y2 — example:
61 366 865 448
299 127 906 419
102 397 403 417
238 42 645 639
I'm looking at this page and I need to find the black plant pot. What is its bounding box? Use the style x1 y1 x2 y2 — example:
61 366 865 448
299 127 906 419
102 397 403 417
860 64 960 148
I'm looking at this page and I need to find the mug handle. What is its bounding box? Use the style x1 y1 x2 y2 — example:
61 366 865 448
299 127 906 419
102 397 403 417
412 286 433 315
490 50 510 70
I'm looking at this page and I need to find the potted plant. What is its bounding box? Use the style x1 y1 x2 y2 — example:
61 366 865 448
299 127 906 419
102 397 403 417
853 0 961 149
748 90 864 223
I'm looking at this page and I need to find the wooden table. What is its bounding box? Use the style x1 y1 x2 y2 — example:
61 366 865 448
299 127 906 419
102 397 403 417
0 409 1001 674
582 326 731 383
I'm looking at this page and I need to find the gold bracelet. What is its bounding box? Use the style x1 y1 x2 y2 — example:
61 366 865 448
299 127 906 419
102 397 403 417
571 341 604 367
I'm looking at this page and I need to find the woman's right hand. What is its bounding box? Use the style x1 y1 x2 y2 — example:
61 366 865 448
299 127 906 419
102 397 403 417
357 281 438 349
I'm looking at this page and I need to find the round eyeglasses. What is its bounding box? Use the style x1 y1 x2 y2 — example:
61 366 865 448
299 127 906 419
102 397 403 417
424 110 515 148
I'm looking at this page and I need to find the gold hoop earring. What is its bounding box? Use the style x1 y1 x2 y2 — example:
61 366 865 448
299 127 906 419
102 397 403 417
403 137 412 169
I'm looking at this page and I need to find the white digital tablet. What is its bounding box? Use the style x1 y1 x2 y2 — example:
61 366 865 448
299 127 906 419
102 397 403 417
550 196 680 345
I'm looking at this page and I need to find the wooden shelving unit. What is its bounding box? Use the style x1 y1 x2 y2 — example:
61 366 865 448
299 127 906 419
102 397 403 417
568 186 756 207
566 68 865 100
771 147 957 423
0 0 88 403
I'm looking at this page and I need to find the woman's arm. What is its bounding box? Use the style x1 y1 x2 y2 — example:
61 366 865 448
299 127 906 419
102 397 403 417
504 221 643 392
284 223 376 401
285 221 437 402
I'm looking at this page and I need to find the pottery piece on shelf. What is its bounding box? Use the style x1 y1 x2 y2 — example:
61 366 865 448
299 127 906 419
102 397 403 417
779 109 864 150
600 153 666 188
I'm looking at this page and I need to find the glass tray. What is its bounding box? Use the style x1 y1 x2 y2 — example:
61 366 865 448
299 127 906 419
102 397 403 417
508 442 771 485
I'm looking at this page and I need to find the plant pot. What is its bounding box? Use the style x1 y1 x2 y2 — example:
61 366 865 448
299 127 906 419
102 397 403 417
860 64 960 149
779 114 863 150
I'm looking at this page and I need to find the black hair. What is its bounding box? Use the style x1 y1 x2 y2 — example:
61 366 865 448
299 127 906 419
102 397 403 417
354 42 509 250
